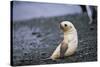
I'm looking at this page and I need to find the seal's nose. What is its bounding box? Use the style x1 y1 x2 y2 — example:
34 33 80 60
60 23 63 30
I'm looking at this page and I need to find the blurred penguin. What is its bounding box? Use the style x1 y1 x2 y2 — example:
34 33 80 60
80 5 97 24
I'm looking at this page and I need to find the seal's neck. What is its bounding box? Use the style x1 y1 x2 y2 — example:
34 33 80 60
64 28 75 34
63 28 76 40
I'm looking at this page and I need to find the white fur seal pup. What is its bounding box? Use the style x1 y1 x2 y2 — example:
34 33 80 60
50 21 78 60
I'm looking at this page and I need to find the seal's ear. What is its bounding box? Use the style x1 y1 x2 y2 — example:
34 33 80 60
69 25 72 29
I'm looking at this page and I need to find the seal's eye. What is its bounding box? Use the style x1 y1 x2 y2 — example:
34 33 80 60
65 24 67 27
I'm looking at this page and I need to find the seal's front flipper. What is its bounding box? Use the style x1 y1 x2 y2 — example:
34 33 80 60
60 42 68 58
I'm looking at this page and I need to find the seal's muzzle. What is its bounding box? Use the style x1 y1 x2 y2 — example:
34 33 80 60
60 23 64 30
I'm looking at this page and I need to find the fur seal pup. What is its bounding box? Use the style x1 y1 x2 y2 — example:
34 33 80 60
50 21 78 60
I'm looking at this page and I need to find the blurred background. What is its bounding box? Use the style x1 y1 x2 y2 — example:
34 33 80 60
11 1 97 66
12 1 82 21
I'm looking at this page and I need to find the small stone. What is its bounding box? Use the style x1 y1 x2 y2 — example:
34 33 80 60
22 48 24 50
79 55 82 57
79 40 84 43
83 42 88 45
32 32 37 35
37 34 42 37
90 27 94 30
41 52 46 55
24 53 27 55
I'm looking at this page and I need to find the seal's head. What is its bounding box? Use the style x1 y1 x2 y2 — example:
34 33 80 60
60 21 75 32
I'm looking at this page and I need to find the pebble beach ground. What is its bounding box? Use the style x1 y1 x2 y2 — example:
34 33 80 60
12 13 97 66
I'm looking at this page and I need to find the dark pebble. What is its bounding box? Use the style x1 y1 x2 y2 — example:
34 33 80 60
41 52 46 55
24 53 27 55
22 48 24 50
90 27 94 30
37 34 42 37
32 32 38 35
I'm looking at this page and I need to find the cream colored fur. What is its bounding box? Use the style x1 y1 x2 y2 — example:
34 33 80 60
50 21 78 60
